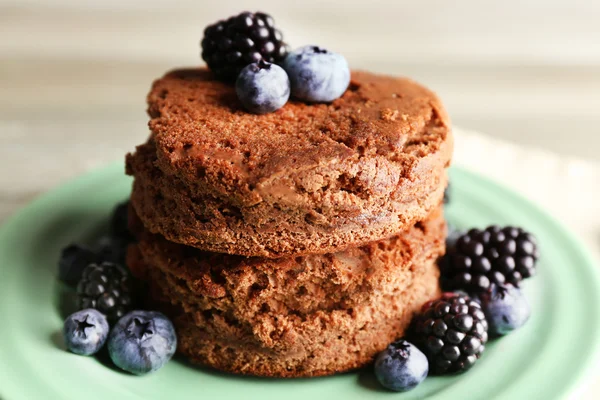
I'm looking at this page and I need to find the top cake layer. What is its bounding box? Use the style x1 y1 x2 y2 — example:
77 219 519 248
127 68 452 258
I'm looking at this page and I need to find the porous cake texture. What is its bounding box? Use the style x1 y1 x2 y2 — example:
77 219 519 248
126 69 452 258
127 208 445 377
125 66 453 378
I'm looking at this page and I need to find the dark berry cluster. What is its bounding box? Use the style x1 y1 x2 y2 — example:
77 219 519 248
58 201 133 287
440 226 539 293
200 12 350 113
411 293 488 374
77 262 133 323
201 11 288 81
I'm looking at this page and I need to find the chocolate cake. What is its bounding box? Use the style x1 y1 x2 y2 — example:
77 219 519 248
125 65 452 378
126 69 452 258
127 208 445 377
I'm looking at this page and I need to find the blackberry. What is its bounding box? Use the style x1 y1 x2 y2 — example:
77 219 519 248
411 293 488 374
201 11 289 81
440 226 539 293
76 262 133 323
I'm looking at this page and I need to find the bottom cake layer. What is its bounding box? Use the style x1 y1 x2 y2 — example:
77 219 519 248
127 208 445 377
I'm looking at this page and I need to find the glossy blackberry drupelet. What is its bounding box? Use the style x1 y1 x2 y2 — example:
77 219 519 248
440 226 539 293
201 11 288 81
412 293 488 374
76 262 133 324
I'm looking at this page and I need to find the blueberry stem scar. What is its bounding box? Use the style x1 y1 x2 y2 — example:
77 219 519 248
75 316 94 338
128 318 154 342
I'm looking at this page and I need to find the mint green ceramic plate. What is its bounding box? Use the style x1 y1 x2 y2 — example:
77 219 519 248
1 164 599 400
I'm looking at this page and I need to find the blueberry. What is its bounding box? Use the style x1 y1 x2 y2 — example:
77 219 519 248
63 309 109 356
58 244 98 287
374 340 428 392
235 60 290 114
108 310 177 375
282 45 350 103
478 283 530 336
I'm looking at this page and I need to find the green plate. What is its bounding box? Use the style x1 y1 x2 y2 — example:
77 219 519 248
1 163 599 400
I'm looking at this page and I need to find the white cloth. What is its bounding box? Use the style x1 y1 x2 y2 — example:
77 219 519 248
453 128 600 264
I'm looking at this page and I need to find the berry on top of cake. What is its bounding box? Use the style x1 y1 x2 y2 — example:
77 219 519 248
235 60 290 114
283 45 350 103
201 11 289 81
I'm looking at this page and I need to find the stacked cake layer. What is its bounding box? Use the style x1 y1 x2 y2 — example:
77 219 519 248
128 208 444 376
126 68 452 377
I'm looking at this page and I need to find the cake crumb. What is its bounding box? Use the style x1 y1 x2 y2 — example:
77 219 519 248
380 108 399 121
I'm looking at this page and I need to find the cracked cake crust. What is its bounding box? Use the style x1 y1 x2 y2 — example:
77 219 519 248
126 68 452 258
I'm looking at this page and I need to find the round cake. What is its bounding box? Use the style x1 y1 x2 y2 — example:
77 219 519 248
127 207 445 377
126 68 452 258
